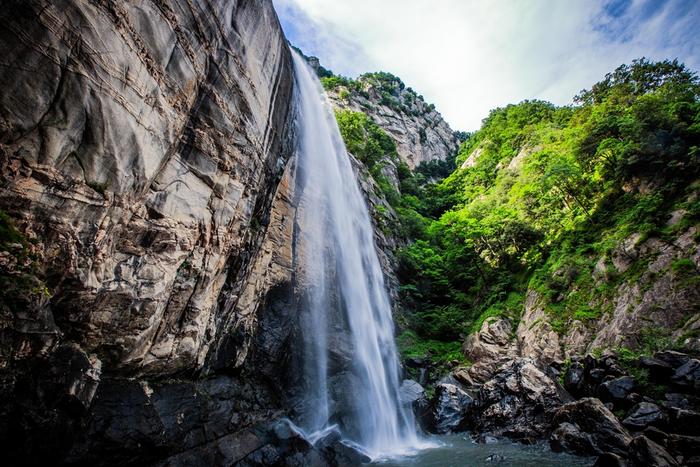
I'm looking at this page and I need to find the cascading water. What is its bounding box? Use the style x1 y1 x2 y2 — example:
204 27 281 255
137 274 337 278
290 50 425 459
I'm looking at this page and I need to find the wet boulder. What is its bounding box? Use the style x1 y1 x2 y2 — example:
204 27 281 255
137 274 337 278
549 422 597 455
326 440 372 465
470 358 563 443
431 383 473 434
399 380 431 431
399 379 426 406
551 398 632 457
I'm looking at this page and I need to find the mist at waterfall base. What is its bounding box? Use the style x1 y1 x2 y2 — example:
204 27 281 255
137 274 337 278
289 50 435 460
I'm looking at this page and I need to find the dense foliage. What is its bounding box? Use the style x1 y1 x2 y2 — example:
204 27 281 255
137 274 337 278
388 59 699 350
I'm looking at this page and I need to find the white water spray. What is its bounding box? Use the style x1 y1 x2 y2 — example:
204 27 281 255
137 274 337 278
291 50 426 459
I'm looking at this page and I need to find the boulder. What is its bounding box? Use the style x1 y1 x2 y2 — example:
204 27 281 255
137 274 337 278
453 367 477 388
470 358 563 443
431 383 473 434
623 402 668 430
462 318 515 384
671 359 700 391
598 376 636 407
405 357 428 368
327 440 372 465
627 435 679 467
662 392 699 410
639 356 673 380
516 291 564 367
654 351 690 369
590 368 608 384
563 361 585 396
552 398 632 456
399 379 432 431
549 422 597 455
399 379 426 406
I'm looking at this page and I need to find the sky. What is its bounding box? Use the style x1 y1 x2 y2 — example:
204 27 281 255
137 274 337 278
273 0 700 131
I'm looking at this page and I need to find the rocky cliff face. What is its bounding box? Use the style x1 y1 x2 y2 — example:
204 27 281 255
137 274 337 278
0 0 305 464
326 73 458 170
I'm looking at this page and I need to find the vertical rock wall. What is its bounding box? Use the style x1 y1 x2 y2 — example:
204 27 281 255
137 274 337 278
0 0 301 463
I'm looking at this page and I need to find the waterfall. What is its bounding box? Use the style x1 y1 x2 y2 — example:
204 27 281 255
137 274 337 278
290 50 423 459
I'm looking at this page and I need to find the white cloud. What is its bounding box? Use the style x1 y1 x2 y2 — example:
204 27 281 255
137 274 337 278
274 0 700 130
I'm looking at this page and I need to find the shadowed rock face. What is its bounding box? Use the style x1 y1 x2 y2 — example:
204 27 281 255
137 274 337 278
0 0 300 464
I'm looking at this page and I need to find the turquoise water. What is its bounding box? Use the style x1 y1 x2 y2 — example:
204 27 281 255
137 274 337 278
374 434 594 467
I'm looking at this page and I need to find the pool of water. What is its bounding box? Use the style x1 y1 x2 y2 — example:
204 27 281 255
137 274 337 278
374 434 594 467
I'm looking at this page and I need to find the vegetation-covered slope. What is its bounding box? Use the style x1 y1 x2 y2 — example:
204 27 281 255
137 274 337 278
390 59 699 363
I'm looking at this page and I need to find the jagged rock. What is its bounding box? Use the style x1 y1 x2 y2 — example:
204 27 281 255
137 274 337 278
516 291 564 367
655 351 691 369
564 361 586 396
462 318 515 384
453 366 477 387
662 392 699 410
623 402 667 430
671 359 700 391
552 398 632 456
431 383 473 434
598 376 636 407
639 356 674 380
585 228 700 352
326 76 458 169
470 358 563 443
549 422 597 455
627 435 679 467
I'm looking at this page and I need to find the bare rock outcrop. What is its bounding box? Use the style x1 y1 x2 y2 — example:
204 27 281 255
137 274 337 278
327 74 458 169
462 317 517 384
516 291 564 367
